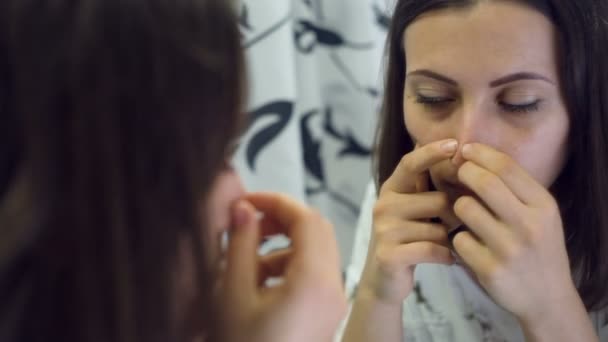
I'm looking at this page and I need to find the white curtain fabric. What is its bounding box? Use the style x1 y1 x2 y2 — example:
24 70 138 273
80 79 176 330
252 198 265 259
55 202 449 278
234 0 392 268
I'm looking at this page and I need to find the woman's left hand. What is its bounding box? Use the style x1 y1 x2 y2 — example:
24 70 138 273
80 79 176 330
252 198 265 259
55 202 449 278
451 143 586 331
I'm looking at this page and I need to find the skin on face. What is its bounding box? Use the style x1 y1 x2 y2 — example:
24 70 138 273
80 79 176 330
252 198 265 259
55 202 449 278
204 164 246 263
402 1 570 203
174 164 245 326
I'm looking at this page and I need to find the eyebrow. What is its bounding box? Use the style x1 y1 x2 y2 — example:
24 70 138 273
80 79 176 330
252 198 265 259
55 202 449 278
407 69 457 86
489 72 555 87
406 69 556 87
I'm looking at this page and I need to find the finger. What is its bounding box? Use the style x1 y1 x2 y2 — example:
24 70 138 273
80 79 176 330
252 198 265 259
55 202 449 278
245 192 310 228
458 161 527 225
381 139 458 194
258 215 283 244
453 196 513 252
382 242 454 269
375 191 450 221
452 230 497 279
416 171 430 193
375 220 449 246
224 200 260 299
414 144 430 193
245 192 313 253
437 205 462 230
258 248 292 285
245 192 341 278
461 143 550 206
447 224 468 247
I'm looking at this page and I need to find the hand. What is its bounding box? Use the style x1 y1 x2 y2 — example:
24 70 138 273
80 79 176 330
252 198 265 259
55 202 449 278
217 192 347 342
357 139 459 305
452 143 578 325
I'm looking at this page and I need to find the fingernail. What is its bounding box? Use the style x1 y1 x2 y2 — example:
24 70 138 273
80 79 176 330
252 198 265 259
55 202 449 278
233 201 250 227
462 144 473 158
441 139 458 153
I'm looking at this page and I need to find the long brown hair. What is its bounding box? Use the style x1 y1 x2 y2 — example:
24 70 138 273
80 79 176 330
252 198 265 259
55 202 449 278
0 0 245 341
375 0 608 311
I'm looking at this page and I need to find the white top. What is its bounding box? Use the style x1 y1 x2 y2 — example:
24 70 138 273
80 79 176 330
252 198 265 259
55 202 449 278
336 181 608 342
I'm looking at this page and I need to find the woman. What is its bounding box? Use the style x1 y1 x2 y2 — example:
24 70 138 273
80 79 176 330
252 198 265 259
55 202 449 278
342 0 608 341
0 0 346 341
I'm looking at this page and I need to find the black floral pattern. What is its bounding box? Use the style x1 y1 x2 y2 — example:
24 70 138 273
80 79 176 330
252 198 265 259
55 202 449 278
237 0 390 266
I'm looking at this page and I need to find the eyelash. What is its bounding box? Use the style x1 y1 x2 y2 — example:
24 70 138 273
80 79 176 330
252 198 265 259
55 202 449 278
415 95 454 106
415 95 541 113
497 100 541 113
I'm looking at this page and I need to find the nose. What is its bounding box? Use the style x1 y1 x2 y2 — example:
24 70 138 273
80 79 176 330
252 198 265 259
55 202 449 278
450 106 493 167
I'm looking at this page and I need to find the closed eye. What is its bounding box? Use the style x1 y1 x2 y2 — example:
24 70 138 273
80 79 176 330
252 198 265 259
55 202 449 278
498 100 542 113
415 94 455 107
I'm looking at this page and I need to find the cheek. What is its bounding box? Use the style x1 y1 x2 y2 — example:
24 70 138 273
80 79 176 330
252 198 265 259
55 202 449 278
505 112 569 188
513 130 569 187
404 108 450 145
200 170 245 260
205 171 245 232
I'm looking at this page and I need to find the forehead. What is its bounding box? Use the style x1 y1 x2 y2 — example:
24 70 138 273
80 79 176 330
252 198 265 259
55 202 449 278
403 1 558 81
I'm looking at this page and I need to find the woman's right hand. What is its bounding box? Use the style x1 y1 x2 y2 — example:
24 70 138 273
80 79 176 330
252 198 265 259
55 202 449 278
357 139 459 305
217 192 347 342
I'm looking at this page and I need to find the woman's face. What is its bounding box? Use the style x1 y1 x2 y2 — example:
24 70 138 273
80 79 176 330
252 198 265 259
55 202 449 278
174 162 244 324
402 1 569 203
178 162 245 282
175 163 245 306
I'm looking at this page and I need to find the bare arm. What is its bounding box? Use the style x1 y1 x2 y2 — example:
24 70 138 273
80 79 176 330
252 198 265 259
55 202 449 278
519 287 598 342
341 289 403 342
341 141 459 342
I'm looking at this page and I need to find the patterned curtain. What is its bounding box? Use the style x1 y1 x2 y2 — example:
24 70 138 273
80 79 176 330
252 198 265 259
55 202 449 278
234 0 392 268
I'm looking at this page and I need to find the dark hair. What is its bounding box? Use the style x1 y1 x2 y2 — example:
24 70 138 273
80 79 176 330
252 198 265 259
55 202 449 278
0 0 244 341
375 0 608 311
